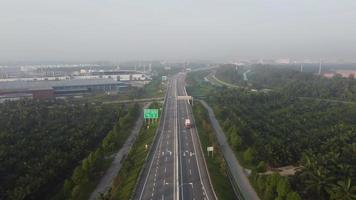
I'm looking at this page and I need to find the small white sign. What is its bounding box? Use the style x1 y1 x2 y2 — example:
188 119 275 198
207 146 214 152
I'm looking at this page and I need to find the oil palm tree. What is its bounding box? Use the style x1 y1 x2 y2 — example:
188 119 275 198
328 178 356 200
304 168 334 199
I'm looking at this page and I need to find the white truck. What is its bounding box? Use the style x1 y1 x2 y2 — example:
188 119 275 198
184 118 191 129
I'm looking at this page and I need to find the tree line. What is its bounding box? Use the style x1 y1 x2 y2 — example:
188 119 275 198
0 99 138 200
216 64 356 102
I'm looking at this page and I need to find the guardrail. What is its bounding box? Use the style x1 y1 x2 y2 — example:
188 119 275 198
223 152 245 200
199 100 259 200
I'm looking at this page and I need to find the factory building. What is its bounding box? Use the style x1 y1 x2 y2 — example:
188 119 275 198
0 78 127 102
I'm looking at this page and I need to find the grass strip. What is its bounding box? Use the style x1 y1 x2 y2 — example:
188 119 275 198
107 122 158 200
193 101 237 200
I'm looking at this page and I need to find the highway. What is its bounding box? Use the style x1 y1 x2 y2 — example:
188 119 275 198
176 73 216 200
134 73 216 200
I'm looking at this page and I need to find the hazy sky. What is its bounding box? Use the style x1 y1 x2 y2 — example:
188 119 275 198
0 0 355 62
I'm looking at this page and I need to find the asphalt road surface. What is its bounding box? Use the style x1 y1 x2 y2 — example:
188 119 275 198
134 73 216 200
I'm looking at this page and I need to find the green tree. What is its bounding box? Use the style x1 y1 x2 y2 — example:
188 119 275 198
71 185 81 199
229 132 242 150
243 148 254 164
304 169 333 199
276 177 291 198
256 161 267 173
82 158 90 173
329 178 356 200
63 179 74 197
263 186 275 200
72 167 84 185
256 175 265 193
286 192 302 200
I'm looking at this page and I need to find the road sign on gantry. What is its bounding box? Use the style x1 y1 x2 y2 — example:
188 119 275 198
144 109 159 119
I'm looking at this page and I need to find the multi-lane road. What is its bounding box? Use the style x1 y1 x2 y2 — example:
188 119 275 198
134 73 216 200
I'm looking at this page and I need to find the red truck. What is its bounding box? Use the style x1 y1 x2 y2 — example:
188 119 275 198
184 119 191 129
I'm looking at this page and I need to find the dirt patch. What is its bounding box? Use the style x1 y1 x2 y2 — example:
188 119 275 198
261 165 303 176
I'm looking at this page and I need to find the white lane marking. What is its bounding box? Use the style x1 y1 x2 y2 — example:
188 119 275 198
190 169 192 175
139 89 170 200
164 167 167 173
170 78 178 200
182 81 212 200
176 78 183 200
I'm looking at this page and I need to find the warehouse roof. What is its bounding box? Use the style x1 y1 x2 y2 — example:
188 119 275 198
0 78 125 91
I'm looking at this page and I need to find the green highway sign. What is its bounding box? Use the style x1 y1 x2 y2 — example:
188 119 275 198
144 109 159 119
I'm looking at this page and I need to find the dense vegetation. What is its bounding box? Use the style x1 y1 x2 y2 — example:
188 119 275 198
216 64 356 101
210 90 356 199
61 103 140 200
214 64 246 86
188 66 356 200
0 100 134 200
